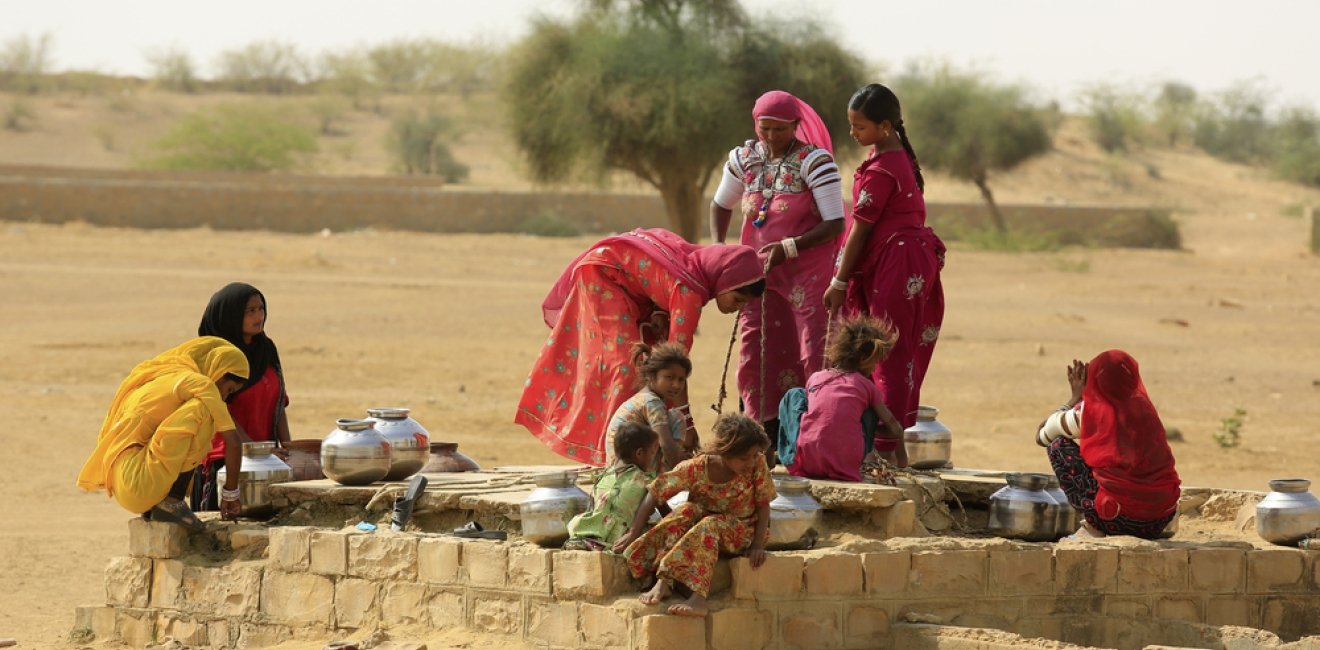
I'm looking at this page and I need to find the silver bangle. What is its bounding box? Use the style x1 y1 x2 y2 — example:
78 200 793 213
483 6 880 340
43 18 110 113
829 277 848 292
221 487 241 502
781 237 799 259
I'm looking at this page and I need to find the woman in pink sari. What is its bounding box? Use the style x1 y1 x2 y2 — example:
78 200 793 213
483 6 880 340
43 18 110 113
825 83 946 436
516 228 764 466
709 90 844 458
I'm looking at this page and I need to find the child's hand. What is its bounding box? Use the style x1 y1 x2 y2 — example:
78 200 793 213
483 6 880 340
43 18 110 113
746 544 767 568
611 532 638 554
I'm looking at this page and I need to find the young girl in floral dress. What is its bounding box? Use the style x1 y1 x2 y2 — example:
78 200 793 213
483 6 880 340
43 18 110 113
788 315 906 482
614 414 775 617
565 422 662 551
602 343 697 471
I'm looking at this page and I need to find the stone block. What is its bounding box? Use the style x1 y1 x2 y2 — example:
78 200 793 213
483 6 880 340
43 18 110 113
804 553 863 596
1247 549 1305 593
528 599 580 647
635 614 705 650
730 555 803 600
844 604 889 649
873 499 918 538
380 581 430 628
470 593 523 635
269 525 313 570
909 550 986 596
1055 547 1118 593
348 533 419 581
464 540 510 589
75 606 117 642
150 558 184 609
260 570 335 625
208 618 233 648
1105 596 1153 619
375 644 430 650
417 537 463 585
1188 548 1246 593
105 556 153 608
127 517 189 558
334 578 380 629
580 602 631 648
708 607 773 650
1205 597 1253 628
809 480 904 509
988 549 1053 596
553 550 630 599
1262 597 1314 638
1117 549 1187 594
229 527 269 552
509 545 554 594
156 613 208 646
781 602 843 650
237 622 292 648
862 551 910 595
427 589 466 629
310 530 351 576
1154 596 1202 624
117 608 156 648
179 564 262 617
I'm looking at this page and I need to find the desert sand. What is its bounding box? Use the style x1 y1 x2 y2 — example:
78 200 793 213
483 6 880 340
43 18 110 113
2 94 1320 648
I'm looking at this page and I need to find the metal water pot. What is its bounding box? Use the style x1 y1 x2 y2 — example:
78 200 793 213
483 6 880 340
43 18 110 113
215 441 294 518
1045 477 1079 538
321 419 392 486
421 442 480 473
520 472 592 547
904 405 952 470
366 407 430 481
767 476 823 550
988 472 1059 542
1256 478 1320 546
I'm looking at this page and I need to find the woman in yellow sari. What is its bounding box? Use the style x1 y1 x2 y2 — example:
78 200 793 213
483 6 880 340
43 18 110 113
77 337 250 530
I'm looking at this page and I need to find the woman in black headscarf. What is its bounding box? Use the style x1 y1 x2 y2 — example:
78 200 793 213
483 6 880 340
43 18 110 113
192 282 291 510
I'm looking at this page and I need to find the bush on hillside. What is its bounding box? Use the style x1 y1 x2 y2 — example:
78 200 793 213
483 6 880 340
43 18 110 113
1080 85 1145 153
1152 81 1197 147
144 104 318 172
0 33 53 93
1272 108 1320 188
215 41 310 94
1192 81 1273 163
388 109 469 182
146 46 199 93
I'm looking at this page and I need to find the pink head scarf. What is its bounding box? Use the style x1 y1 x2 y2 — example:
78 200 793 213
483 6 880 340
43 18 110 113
752 90 833 155
541 228 763 327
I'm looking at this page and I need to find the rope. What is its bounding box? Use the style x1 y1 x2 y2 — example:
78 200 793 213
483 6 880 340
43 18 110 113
863 457 969 533
710 318 739 415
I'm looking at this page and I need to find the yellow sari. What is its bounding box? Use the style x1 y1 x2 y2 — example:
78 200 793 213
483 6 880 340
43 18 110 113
77 337 249 513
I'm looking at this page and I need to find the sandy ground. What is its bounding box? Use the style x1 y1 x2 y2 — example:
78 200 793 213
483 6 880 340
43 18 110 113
2 93 1320 648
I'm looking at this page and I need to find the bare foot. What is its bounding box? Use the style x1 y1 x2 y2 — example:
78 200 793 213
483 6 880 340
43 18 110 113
1063 522 1106 541
667 593 708 617
639 578 672 605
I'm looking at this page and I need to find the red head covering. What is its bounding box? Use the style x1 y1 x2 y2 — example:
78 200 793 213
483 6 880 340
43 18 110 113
541 228 762 328
1079 350 1181 521
752 90 833 155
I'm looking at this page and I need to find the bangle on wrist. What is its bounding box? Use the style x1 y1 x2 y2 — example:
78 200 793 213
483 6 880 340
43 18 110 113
221 487 241 502
829 277 848 292
780 237 799 259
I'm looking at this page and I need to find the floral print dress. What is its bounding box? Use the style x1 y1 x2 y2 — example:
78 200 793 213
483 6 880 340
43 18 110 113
566 464 655 545
622 454 777 597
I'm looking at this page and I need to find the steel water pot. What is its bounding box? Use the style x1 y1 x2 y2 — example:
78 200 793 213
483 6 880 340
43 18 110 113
215 441 294 518
904 405 952 470
766 476 823 550
366 407 430 481
520 472 592 547
1045 476 1079 538
988 472 1059 542
1257 478 1320 546
322 418 392 486
421 442 480 473
284 439 324 481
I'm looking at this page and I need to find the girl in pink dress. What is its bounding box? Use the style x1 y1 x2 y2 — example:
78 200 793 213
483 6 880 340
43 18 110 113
517 228 764 466
824 83 946 431
789 315 906 482
709 90 845 458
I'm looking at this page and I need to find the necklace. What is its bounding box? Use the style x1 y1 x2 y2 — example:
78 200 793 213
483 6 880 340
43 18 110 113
753 139 799 228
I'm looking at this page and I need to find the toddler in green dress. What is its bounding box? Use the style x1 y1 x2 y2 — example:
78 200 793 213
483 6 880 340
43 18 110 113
565 422 665 551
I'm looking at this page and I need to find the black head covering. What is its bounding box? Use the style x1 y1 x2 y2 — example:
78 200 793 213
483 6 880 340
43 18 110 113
198 282 282 397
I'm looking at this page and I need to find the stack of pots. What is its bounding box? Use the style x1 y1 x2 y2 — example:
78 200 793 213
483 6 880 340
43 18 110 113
321 418 392 486
366 407 431 481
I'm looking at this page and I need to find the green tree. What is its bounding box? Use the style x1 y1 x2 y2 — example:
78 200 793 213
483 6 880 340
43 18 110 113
504 2 864 240
216 40 308 94
897 65 1052 233
1272 107 1320 187
145 104 318 172
1080 84 1145 153
1152 81 1197 147
145 45 199 93
1193 80 1272 163
0 32 54 93
388 109 469 182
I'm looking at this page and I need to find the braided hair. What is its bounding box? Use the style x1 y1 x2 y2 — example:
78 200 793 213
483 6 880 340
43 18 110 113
849 84 925 192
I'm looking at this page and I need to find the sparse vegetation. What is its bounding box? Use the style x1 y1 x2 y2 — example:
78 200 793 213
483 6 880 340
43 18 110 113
1080 85 1145 153
215 40 309 94
4 98 36 131
1214 406 1247 448
145 46 199 93
388 108 468 181
0 32 54 93
144 104 318 172
517 211 580 237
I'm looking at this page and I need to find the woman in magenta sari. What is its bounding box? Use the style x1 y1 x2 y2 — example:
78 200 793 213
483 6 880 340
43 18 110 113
516 228 764 466
709 90 844 456
825 83 946 437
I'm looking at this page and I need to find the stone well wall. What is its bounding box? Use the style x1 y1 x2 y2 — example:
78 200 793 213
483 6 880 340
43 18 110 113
78 517 1320 650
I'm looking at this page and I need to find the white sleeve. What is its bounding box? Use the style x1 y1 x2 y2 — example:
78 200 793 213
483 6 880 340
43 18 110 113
804 149 844 221
712 149 746 210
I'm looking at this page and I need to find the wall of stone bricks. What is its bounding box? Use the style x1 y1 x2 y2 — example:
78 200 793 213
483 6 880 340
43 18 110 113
0 166 1174 247
77 518 1320 650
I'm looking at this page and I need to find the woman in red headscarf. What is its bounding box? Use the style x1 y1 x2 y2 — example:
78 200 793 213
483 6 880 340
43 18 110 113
709 90 844 459
516 228 765 466
1035 350 1181 539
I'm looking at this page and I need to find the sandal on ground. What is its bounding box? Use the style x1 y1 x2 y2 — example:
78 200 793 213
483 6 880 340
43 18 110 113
149 497 206 533
448 521 507 540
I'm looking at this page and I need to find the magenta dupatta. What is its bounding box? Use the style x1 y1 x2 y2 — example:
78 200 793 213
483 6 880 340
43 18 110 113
752 90 833 155
541 228 762 328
